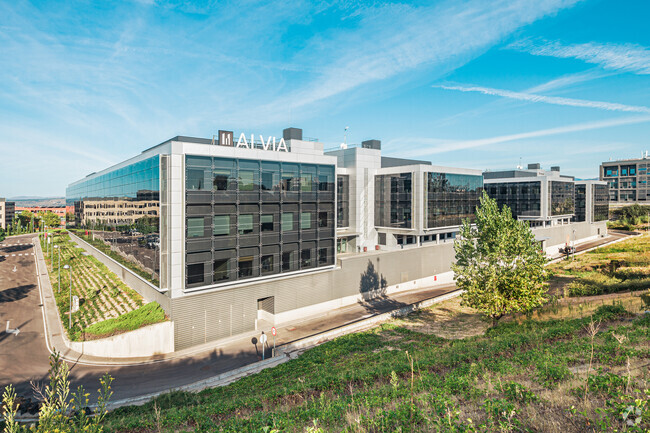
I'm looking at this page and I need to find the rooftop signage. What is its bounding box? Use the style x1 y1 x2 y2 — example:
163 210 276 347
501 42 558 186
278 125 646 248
217 130 288 152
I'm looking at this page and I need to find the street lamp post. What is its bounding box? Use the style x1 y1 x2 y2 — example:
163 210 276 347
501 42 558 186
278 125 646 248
63 264 72 328
54 245 61 293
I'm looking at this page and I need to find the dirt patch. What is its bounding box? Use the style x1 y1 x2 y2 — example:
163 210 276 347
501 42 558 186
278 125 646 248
397 297 489 339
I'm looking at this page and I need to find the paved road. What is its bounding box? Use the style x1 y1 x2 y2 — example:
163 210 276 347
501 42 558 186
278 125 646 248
0 234 456 403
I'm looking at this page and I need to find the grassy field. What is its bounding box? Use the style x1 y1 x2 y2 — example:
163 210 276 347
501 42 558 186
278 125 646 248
548 233 650 298
41 232 166 341
101 294 650 432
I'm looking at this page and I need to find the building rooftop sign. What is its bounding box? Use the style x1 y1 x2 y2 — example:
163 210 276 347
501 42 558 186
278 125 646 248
217 130 288 152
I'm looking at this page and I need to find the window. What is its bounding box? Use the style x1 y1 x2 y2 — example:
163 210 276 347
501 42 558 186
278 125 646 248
238 256 253 278
238 214 254 235
318 248 328 265
378 233 387 245
301 174 313 192
300 212 311 229
282 251 294 271
301 249 312 267
213 259 229 281
187 169 206 190
282 213 293 231
187 217 205 238
239 171 255 191
261 255 274 274
213 168 230 191
261 172 277 191
261 214 274 231
187 263 204 284
318 211 328 228
213 215 230 236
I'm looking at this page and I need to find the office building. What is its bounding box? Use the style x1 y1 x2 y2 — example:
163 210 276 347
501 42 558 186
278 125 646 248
67 130 607 350
600 153 650 204
484 164 577 228
573 181 610 223
0 198 15 231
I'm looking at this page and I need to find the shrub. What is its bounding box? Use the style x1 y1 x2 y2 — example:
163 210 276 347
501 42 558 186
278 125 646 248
83 302 166 338
593 304 629 321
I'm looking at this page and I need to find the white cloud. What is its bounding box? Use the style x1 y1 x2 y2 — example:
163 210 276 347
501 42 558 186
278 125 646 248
254 0 583 121
436 84 650 114
509 39 650 74
399 115 650 158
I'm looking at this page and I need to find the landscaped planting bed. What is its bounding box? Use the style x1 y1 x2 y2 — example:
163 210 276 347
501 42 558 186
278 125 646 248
41 232 165 341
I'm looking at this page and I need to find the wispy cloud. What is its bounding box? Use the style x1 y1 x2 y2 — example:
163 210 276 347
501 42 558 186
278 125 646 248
436 84 650 113
399 115 650 158
255 0 583 121
509 39 650 74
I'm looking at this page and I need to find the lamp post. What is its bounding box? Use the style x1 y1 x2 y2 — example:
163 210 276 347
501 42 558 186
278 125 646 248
53 245 61 293
63 264 72 329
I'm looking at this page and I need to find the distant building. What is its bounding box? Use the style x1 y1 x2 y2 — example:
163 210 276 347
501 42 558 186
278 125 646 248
0 198 16 230
600 153 650 204
484 164 579 228
16 206 67 226
573 180 610 223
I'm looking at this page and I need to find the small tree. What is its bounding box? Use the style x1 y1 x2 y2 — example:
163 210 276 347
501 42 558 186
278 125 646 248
40 211 62 229
452 191 549 326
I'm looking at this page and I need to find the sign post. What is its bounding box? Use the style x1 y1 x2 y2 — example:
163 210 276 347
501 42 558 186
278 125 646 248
271 326 277 357
259 332 268 361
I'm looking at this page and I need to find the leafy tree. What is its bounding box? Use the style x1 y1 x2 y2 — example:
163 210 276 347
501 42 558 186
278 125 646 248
66 211 75 223
40 211 62 228
0 227 5 242
18 210 40 231
452 191 549 326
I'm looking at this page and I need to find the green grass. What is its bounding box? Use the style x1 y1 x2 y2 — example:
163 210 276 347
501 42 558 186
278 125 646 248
550 233 650 297
40 232 162 341
102 303 650 433
84 302 166 338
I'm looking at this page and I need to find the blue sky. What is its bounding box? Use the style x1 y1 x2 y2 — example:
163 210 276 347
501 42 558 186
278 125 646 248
1 0 649 197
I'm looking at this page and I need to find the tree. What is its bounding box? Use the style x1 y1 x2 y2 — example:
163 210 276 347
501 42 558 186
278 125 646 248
66 212 75 223
40 211 62 228
0 227 5 242
452 191 549 326
18 210 40 231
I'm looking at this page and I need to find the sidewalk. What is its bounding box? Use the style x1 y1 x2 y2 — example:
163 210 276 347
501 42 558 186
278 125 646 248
34 237 459 366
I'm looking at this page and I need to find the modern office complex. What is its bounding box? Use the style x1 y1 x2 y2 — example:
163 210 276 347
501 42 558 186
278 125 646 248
0 198 15 230
484 164 579 227
573 181 610 224
600 153 650 204
67 129 608 350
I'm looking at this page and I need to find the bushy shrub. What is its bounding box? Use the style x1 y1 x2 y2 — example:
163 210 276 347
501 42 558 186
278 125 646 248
593 304 629 321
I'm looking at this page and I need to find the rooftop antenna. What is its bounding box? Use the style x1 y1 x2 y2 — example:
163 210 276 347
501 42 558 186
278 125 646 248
340 126 349 149
516 157 523 170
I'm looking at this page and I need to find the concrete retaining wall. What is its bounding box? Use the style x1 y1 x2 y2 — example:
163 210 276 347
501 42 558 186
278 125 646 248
533 221 607 257
69 233 171 313
67 321 174 358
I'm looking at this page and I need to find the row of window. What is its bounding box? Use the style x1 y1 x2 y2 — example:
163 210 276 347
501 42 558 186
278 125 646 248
186 156 335 194
187 211 333 238
186 244 335 286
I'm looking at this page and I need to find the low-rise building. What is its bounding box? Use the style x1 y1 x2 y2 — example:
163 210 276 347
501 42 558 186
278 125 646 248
0 198 15 231
600 153 650 204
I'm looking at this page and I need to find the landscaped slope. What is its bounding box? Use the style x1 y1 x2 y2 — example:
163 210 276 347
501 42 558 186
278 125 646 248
103 300 650 432
41 232 165 341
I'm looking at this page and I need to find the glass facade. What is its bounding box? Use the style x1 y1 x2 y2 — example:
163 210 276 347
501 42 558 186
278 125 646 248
337 175 350 228
549 181 575 216
375 173 412 228
425 172 483 228
593 184 609 222
185 155 335 288
574 184 586 222
485 181 541 218
65 156 161 284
